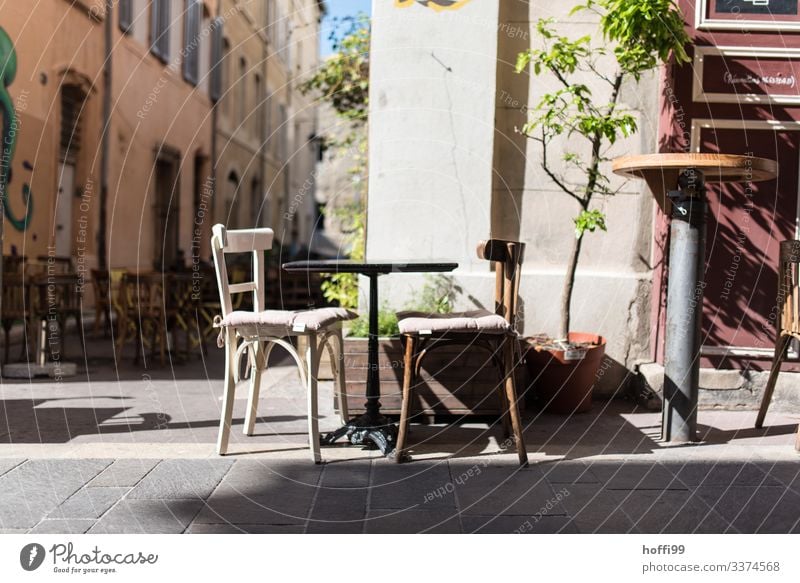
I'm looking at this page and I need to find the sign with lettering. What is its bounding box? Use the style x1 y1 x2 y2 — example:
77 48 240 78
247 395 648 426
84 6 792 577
698 0 800 29
694 47 800 104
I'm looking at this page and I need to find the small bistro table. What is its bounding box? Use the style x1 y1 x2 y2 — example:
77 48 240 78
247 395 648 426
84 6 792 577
282 259 459 455
612 153 778 443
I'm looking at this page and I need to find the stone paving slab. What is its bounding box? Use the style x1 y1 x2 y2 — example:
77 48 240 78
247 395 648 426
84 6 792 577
670 461 780 488
616 489 732 534
88 458 161 487
533 460 599 484
47 487 129 520
127 459 233 500
559 484 639 534
195 495 311 526
696 485 800 534
309 488 368 522
29 519 95 534
364 508 461 534
318 460 372 488
89 499 204 534
588 461 686 490
461 514 577 534
0 459 24 477
453 465 563 517
305 519 363 534
0 459 110 529
370 461 455 510
186 523 305 534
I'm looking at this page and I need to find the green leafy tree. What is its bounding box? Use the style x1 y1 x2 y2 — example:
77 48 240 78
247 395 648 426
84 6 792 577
516 0 690 339
300 16 370 310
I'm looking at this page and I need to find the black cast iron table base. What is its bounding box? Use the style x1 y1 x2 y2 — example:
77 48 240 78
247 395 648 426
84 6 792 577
321 413 398 455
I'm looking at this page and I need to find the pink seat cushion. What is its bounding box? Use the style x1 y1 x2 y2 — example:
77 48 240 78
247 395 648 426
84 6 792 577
397 309 511 335
220 307 357 332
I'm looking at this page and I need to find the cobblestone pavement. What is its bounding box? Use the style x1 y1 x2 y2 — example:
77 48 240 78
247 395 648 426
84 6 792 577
0 334 798 533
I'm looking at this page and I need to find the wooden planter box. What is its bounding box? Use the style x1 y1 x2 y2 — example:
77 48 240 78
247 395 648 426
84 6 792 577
339 337 521 418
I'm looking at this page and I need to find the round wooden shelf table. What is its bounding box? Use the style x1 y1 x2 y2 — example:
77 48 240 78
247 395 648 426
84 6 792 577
612 153 778 443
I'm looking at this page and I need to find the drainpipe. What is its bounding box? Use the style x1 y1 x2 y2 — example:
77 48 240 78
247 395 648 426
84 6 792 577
97 0 113 270
211 101 218 222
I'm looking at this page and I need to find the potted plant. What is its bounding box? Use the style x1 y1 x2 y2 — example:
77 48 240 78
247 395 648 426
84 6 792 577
515 0 689 413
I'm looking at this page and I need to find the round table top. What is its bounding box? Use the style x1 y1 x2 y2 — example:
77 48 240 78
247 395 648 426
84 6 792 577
612 153 778 183
283 259 459 275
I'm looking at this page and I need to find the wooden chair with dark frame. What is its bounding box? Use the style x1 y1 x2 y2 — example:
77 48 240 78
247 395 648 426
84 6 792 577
394 239 529 466
755 240 800 451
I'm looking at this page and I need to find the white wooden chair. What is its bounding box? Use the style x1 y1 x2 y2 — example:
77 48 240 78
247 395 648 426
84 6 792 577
211 224 357 462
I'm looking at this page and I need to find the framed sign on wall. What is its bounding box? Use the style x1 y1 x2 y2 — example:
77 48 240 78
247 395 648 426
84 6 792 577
696 0 800 31
693 46 800 104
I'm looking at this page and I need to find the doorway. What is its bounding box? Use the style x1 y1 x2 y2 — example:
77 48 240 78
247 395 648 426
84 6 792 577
154 151 180 269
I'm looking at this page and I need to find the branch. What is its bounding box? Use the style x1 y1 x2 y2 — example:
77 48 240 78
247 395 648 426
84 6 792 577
548 64 572 89
583 72 625 203
586 61 615 87
540 129 586 206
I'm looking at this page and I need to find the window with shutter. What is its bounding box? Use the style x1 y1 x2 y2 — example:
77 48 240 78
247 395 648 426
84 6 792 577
209 18 224 101
150 0 170 62
119 0 133 33
60 86 85 165
182 0 201 84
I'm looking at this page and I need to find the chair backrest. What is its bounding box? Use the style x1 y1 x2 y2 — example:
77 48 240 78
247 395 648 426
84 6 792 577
118 271 168 317
3 255 26 274
37 255 73 274
477 239 525 330
1 273 27 320
778 240 800 336
211 223 274 317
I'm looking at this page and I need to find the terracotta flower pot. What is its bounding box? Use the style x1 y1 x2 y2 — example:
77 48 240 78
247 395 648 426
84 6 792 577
524 332 606 414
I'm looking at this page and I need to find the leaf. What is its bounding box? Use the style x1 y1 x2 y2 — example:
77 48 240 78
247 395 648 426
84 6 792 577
574 209 608 239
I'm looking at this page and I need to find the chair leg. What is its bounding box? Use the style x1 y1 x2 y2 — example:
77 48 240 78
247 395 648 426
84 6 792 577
396 334 416 463
494 350 512 439
756 334 791 429
330 328 349 424
244 341 266 436
305 334 322 464
77 312 87 364
160 323 167 366
503 336 528 467
3 325 9 364
217 328 237 455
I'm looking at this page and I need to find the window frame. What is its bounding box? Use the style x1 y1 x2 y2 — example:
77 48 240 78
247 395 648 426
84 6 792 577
150 0 171 63
118 0 134 34
182 0 201 85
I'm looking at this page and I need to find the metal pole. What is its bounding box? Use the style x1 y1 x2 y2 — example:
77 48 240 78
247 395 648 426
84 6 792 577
663 168 706 442
97 0 113 270
365 273 380 420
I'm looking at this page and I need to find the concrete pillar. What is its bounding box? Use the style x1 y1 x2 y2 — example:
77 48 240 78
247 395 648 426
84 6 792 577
366 0 500 271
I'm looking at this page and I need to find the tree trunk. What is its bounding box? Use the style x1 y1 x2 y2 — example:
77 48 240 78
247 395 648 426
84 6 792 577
560 227 584 340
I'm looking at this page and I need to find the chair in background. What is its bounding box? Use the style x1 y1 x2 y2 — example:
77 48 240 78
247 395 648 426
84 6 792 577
394 239 529 466
91 269 112 336
3 254 26 275
28 273 86 363
115 271 170 366
211 224 357 462
1 273 30 363
168 271 200 359
755 240 800 451
36 255 73 274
